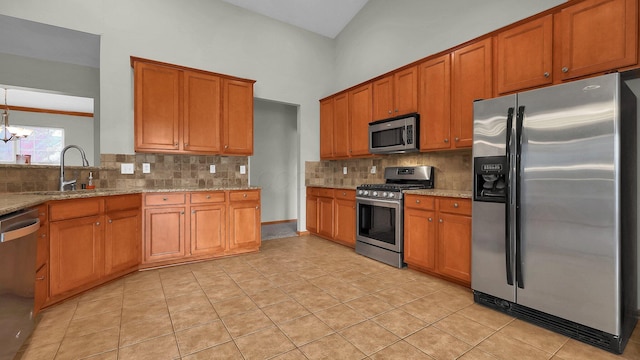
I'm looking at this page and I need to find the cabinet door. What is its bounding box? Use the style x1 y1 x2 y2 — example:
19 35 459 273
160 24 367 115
143 207 186 263
437 213 472 284
50 216 103 297
404 207 437 271
320 98 335 159
372 75 394 121
34 263 48 315
497 15 553 94
558 0 637 81
394 66 418 115
228 201 261 252
223 79 254 155
452 38 493 149
333 92 350 158
334 198 355 247
306 196 318 233
190 204 226 256
183 71 222 153
418 54 452 151
349 84 372 157
317 196 334 239
105 209 140 275
134 61 181 152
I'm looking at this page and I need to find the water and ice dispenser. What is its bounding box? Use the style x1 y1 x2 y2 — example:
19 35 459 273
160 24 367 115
474 156 507 203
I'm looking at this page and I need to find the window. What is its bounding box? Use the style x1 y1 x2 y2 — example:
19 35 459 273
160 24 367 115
0 126 64 165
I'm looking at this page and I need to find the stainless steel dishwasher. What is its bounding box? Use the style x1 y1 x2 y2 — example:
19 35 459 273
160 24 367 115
0 208 40 360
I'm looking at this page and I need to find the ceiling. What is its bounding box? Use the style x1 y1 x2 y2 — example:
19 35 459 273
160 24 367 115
220 0 369 38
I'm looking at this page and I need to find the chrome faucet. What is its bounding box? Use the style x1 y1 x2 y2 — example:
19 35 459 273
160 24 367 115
59 145 90 191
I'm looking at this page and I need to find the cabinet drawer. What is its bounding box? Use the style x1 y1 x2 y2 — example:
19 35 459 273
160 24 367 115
404 195 435 210
438 198 471 215
229 190 260 202
334 189 355 200
307 187 321 197
318 188 335 198
145 193 186 206
106 194 141 212
191 191 225 204
49 198 103 221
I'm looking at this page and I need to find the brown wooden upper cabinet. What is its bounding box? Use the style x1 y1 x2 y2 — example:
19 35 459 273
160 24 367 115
132 57 255 155
372 66 418 121
418 54 452 151
557 0 638 81
496 15 554 94
319 97 335 159
452 38 493 149
348 83 373 157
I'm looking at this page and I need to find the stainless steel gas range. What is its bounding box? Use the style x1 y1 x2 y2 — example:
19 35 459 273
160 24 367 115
355 166 434 268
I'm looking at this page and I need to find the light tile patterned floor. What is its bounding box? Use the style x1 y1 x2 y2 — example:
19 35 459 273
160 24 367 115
17 235 640 360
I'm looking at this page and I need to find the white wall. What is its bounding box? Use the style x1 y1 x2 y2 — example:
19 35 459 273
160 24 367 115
250 99 298 223
332 0 566 92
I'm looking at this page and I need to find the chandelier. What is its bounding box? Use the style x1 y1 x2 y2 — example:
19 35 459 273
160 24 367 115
1 88 33 143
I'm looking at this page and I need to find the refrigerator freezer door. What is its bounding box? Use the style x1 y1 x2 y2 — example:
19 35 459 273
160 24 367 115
472 95 517 302
517 74 620 335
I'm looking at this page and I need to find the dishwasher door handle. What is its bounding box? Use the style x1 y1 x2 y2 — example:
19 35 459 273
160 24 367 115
0 219 40 243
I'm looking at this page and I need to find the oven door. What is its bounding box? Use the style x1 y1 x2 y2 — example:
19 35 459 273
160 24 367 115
356 197 402 252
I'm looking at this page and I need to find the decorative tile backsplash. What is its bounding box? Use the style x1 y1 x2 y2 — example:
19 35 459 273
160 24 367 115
305 149 472 191
0 153 249 192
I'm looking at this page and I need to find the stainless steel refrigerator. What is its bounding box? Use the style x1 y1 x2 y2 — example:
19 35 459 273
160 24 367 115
472 72 637 354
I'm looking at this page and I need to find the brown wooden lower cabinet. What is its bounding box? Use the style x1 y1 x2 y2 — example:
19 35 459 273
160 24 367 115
48 195 142 302
142 189 261 268
404 195 471 286
306 187 356 248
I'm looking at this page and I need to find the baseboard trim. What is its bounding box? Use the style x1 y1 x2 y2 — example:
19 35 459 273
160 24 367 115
261 219 296 226
297 231 310 236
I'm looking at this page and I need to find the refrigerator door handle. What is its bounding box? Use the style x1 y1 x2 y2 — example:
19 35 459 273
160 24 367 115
505 107 515 286
515 105 525 289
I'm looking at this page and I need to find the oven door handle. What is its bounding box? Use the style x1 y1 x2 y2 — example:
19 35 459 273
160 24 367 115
356 198 401 207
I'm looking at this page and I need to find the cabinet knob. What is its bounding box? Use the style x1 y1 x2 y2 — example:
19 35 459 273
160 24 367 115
428 217 433 222
416 199 421 203
342 192 346 196
39 212 45 216
41 234 46 238
243 193 247 198
395 109 398 112
544 72 550 78
562 67 569 73
96 222 100 226
180 211 185 215
444 138 449 143
388 110 392 114
256 206 259 209
453 203 459 208
206 195 211 199
455 137 459 142
184 143 188 147
192 210 196 214
108 219 113 223
225 145 229 149
174 143 179 147
36 276 46 281
439 219 443 223
162 197 168 201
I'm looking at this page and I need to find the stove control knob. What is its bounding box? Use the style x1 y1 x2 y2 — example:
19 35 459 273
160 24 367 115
363 191 369 196
388 193 395 198
358 190 363 195
382 192 388 198
372 191 378 197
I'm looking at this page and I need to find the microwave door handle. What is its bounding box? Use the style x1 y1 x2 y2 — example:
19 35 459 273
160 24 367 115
401 127 406 145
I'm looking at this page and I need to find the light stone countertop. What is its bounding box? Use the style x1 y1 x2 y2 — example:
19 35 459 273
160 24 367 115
306 184 359 190
0 186 261 216
404 189 472 199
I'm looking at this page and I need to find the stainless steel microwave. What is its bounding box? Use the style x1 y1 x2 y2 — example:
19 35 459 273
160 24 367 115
368 113 419 154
